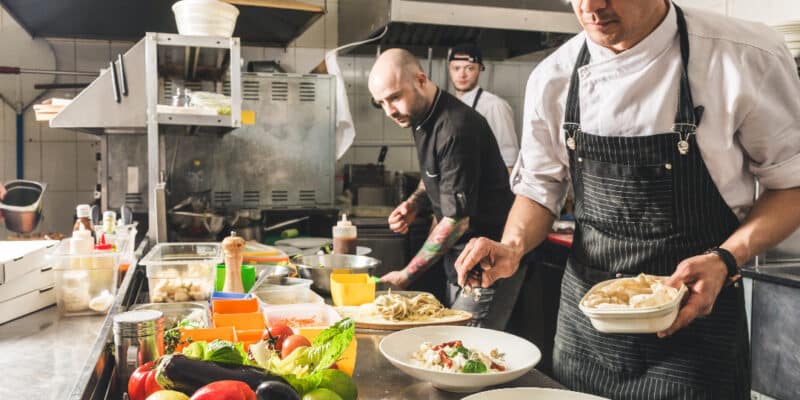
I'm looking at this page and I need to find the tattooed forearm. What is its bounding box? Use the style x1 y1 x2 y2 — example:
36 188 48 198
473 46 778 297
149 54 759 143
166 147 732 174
407 180 430 209
404 216 470 280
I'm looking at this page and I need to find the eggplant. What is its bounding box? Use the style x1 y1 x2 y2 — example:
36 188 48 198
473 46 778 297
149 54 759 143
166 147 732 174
155 354 290 395
256 381 301 400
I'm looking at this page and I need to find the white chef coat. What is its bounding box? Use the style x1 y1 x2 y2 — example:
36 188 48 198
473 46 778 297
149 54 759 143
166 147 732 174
511 4 800 221
459 87 520 167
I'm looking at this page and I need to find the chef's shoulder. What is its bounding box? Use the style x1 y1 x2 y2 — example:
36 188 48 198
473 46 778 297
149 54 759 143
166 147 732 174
436 92 491 137
685 7 790 63
523 32 586 109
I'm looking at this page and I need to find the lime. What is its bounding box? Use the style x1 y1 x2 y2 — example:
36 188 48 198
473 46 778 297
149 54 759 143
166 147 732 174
145 390 189 400
317 369 357 400
302 388 343 400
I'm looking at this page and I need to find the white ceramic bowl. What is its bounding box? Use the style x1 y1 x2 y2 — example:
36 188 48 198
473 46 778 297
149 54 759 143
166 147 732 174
379 326 541 393
463 387 609 400
579 278 688 334
172 0 239 37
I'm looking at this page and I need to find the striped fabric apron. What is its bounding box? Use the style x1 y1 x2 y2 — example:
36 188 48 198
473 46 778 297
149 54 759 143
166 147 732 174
552 5 750 399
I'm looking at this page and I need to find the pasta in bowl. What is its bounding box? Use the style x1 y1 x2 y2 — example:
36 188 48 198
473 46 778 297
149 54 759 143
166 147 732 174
579 274 688 334
380 326 541 392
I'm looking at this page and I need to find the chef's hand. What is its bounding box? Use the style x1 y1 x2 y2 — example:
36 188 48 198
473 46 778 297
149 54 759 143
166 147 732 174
380 270 410 290
388 201 418 234
454 237 523 288
657 253 729 338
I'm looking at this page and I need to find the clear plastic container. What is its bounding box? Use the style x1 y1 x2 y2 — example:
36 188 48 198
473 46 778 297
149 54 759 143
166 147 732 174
140 243 221 303
251 277 321 305
50 240 120 316
262 303 342 330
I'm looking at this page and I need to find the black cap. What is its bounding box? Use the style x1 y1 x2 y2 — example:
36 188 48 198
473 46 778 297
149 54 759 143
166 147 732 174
449 43 483 66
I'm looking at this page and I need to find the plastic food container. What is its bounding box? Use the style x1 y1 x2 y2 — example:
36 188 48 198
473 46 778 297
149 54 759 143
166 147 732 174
262 303 342 331
172 0 239 37
213 311 266 330
251 277 321 305
213 298 260 314
50 240 119 316
330 273 375 306
177 326 235 352
578 279 688 333
140 243 221 303
131 301 211 329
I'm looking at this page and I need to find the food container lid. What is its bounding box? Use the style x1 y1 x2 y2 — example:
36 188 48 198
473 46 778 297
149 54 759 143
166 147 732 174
140 243 222 266
76 204 91 218
113 310 165 337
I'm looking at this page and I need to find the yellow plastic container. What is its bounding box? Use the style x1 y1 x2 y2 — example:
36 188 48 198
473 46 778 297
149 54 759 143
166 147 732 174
298 328 357 376
330 273 375 306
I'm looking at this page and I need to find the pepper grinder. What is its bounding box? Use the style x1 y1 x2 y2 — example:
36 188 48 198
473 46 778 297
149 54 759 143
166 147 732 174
222 231 246 293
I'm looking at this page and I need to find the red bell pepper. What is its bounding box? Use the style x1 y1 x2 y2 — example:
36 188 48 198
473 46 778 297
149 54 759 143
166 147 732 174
189 380 256 400
128 361 162 400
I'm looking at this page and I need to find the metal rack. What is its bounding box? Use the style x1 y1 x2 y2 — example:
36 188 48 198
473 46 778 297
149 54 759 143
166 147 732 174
51 33 243 243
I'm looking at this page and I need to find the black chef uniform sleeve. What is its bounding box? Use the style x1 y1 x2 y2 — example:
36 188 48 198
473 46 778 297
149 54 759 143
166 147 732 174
437 129 480 219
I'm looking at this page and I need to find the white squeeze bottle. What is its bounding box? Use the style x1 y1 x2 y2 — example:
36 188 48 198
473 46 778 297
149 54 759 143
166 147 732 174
69 224 94 269
333 214 357 255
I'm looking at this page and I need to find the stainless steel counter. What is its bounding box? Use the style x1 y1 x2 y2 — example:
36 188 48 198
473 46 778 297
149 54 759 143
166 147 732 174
352 331 564 399
0 252 564 400
0 306 106 399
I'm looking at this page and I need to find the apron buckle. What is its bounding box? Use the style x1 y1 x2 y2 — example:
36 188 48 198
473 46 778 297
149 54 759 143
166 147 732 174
563 122 581 150
672 123 697 155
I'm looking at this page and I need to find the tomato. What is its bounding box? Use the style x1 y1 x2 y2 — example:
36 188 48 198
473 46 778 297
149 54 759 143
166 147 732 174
128 361 162 400
262 322 294 354
281 335 311 359
190 380 256 400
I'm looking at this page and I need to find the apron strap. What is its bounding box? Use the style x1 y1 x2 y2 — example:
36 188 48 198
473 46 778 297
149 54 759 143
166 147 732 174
471 88 484 109
562 3 703 150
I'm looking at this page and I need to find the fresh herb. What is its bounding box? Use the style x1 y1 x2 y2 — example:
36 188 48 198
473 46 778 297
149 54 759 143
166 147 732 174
445 346 469 359
463 360 488 374
164 318 202 354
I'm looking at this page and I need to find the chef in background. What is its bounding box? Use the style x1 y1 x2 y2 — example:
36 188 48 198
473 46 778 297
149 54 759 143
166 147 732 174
455 0 800 398
448 43 519 172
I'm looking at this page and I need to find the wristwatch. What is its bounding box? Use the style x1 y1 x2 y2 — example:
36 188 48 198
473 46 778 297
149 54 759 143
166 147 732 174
705 247 740 282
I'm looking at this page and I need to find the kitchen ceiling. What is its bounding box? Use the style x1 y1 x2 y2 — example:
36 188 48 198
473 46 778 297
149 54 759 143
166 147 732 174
0 0 325 47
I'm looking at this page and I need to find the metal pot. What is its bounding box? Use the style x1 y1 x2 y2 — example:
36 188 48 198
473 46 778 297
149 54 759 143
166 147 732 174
168 210 225 236
0 180 46 234
234 226 261 242
293 254 381 294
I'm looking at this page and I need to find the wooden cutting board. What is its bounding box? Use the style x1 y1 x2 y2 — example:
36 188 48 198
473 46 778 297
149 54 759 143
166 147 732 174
336 305 473 331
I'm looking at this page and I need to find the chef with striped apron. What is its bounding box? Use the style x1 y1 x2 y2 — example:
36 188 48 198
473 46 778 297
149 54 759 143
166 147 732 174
454 1 800 399
552 5 749 398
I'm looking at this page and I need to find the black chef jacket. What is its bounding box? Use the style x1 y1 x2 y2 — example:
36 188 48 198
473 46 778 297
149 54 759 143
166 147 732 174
412 88 514 280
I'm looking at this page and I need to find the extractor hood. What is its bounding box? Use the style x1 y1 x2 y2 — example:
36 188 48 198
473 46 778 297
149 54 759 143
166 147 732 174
0 0 325 47
339 0 582 59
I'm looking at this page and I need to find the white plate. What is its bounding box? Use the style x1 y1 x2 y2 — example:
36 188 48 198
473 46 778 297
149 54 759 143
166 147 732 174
379 326 541 393
463 388 609 400
274 245 303 256
275 237 331 249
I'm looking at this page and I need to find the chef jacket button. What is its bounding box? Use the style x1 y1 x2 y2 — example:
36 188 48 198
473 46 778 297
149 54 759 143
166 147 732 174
615 273 623 278
577 157 583 162
665 163 673 170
